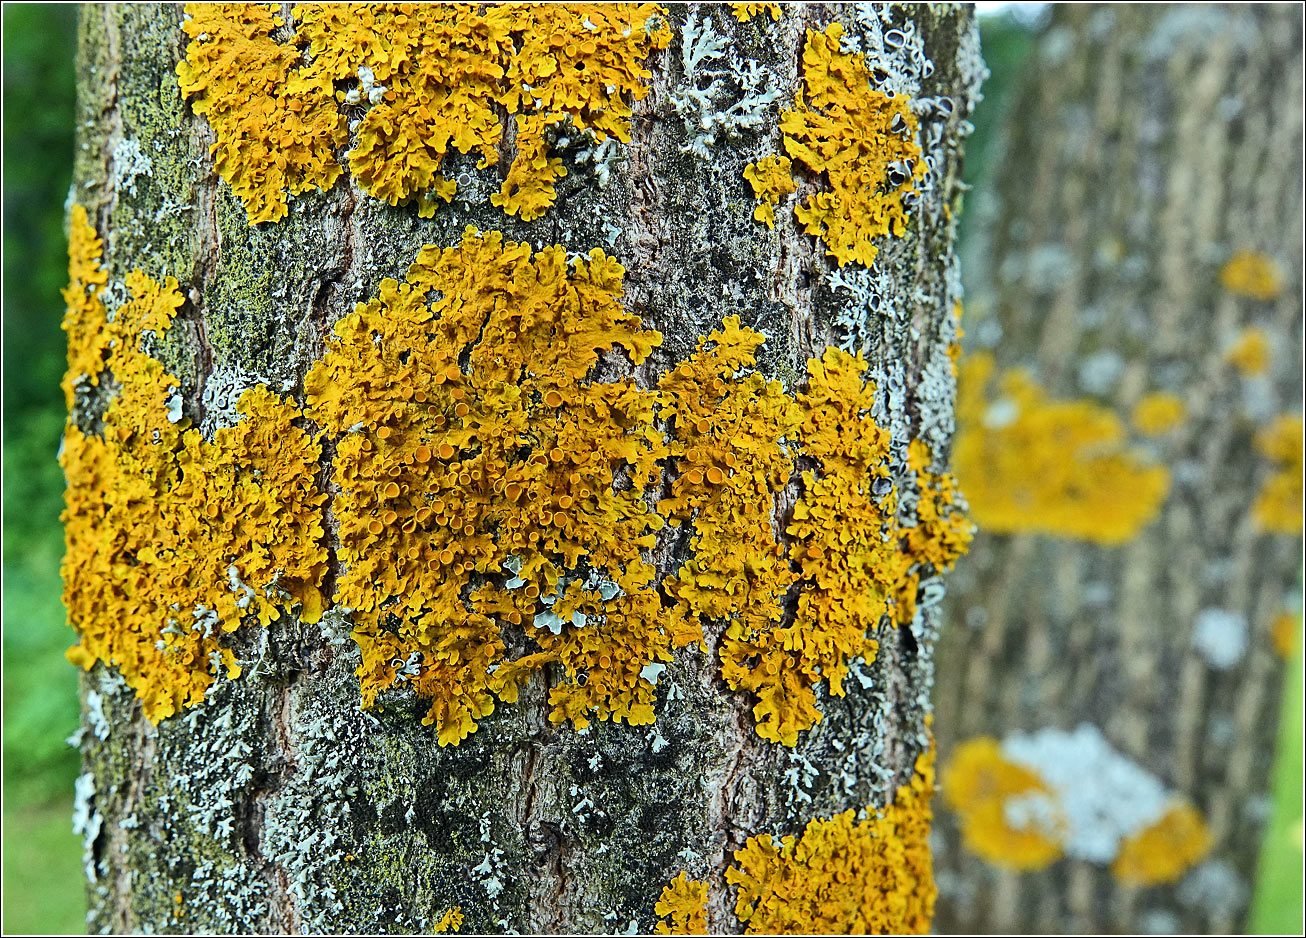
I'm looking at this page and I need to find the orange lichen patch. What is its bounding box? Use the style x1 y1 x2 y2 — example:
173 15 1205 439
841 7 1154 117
176 4 345 224
179 4 670 224
661 337 969 745
304 227 692 744
725 747 937 934
894 440 974 627
1270 611 1300 658
432 907 464 933
656 317 806 740
764 349 902 745
1251 413 1305 534
939 737 1064 872
1111 800 1213 886
654 872 708 935
60 211 326 722
730 3 784 22
491 4 671 219
743 154 797 228
1225 326 1272 376
1220 250 1283 301
1130 391 1187 437
954 352 1170 544
61 205 112 408
764 23 925 267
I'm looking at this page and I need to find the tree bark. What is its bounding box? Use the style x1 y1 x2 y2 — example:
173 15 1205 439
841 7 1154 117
934 5 1303 934
66 3 981 933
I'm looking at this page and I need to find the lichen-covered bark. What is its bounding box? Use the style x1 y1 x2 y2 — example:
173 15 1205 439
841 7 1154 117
68 4 981 933
934 6 1303 933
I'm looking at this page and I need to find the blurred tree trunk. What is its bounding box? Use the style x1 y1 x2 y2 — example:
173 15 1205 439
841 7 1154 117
67 3 981 933
935 5 1303 934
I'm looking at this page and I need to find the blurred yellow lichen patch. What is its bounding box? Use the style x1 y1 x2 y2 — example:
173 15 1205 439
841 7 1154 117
743 154 797 228
1111 801 1213 887
1130 391 1187 437
954 352 1170 544
1225 325 1272 376
940 737 1064 871
654 871 708 935
724 747 937 933
304 227 690 744
176 4 346 224
1220 250 1283 301
748 23 924 267
1271 611 1300 658
1251 413 1305 535
60 207 327 721
178 3 670 224
730 3 784 22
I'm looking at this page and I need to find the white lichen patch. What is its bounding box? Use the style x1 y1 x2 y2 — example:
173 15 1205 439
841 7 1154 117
1000 724 1169 864
672 10 781 160
1191 608 1249 670
112 137 154 197
72 771 104 883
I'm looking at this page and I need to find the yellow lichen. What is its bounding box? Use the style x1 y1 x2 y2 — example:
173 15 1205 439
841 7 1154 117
730 3 784 22
303 233 968 746
1220 250 1283 301
1225 326 1273 376
1130 391 1187 437
178 3 670 224
724 747 937 934
954 352 1170 544
939 737 1064 872
304 227 691 744
743 154 797 229
754 23 924 267
1111 801 1213 887
61 207 327 721
894 440 974 627
432 907 464 933
1251 413 1304 535
1270 611 1300 659
176 4 346 224
659 328 968 745
654 871 708 935
60 206 112 408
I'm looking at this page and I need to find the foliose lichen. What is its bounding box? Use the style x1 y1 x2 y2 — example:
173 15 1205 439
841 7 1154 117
177 3 671 224
655 746 937 934
1219 250 1283 301
745 23 926 267
61 206 327 721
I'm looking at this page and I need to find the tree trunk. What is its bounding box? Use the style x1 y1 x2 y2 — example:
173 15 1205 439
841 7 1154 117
64 4 981 933
934 5 1303 934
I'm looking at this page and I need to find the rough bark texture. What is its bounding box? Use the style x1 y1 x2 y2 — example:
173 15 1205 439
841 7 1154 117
68 4 981 934
934 5 1303 934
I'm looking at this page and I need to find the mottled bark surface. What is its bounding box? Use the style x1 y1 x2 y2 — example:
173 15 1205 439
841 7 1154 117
934 5 1303 934
68 4 981 933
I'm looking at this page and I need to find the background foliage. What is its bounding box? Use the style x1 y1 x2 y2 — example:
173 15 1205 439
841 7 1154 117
3 4 85 933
